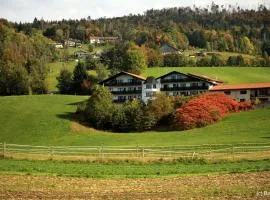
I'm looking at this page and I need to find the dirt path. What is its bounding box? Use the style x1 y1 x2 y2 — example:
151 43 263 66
1 172 270 199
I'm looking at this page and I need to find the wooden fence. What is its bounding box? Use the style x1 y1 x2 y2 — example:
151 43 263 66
1 142 270 161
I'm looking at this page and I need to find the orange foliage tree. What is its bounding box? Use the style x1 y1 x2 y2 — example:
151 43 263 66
174 93 252 130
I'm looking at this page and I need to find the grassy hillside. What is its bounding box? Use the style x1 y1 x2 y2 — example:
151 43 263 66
47 61 77 92
47 59 270 93
144 67 270 84
0 95 269 146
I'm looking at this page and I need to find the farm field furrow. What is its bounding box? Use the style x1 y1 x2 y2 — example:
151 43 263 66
1 172 269 199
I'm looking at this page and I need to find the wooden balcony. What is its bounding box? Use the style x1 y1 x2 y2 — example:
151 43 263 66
160 86 208 91
111 90 142 95
104 81 142 86
160 78 197 83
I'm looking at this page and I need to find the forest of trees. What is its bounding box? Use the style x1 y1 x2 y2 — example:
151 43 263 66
12 3 270 56
1 3 270 95
0 19 56 95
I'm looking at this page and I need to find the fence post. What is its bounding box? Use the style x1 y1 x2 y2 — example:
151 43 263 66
50 146 53 160
192 152 195 160
136 145 139 157
142 148 145 158
101 145 104 158
3 142 6 158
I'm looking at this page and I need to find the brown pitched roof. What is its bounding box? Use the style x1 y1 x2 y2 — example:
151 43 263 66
210 83 270 91
99 71 146 84
187 73 224 85
156 71 216 85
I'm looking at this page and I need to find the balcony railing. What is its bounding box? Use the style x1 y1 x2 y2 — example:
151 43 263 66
111 90 142 95
161 86 209 91
113 99 127 103
104 81 142 86
160 78 197 83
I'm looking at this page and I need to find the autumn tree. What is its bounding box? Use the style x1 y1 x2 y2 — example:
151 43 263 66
57 68 73 94
84 86 114 129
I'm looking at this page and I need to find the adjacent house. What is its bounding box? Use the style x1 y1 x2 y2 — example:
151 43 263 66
55 43 64 49
160 44 182 55
74 50 89 59
64 39 81 47
210 83 270 102
155 71 216 97
99 71 146 103
100 71 218 103
89 36 120 44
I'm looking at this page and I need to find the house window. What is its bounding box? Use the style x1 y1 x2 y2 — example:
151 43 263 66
146 92 152 97
118 96 126 100
224 91 231 95
240 90 247 94
191 83 198 87
190 91 198 95
180 83 186 87
153 84 156 89
240 99 246 102
146 84 152 89
173 92 179 96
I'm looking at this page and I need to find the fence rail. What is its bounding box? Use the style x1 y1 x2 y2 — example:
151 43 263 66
1 142 270 161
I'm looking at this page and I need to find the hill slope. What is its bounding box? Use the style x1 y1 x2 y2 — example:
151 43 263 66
0 95 269 146
145 67 270 84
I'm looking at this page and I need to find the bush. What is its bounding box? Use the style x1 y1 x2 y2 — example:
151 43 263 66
227 55 245 66
196 56 211 66
163 53 187 67
0 63 29 95
84 86 114 129
57 68 73 94
210 55 225 66
174 93 240 130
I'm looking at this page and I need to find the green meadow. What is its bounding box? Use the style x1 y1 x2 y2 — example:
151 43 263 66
0 95 269 146
144 67 270 84
0 158 269 178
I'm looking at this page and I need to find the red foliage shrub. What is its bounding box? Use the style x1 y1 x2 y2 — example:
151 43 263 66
174 93 251 130
238 101 253 111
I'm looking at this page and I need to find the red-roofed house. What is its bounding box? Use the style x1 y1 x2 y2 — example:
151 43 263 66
210 83 270 102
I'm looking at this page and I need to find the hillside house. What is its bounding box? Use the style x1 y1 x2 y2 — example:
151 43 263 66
74 50 89 59
210 83 270 102
89 36 119 44
55 43 63 49
160 44 182 55
100 71 219 103
64 39 81 47
155 71 216 98
100 71 146 102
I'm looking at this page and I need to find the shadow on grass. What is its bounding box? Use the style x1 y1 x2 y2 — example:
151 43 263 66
66 100 86 106
56 112 92 128
56 112 177 134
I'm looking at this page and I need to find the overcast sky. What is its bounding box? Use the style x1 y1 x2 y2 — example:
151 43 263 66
0 0 268 22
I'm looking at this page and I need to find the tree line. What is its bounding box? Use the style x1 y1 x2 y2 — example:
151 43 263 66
0 20 56 95
12 3 270 56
